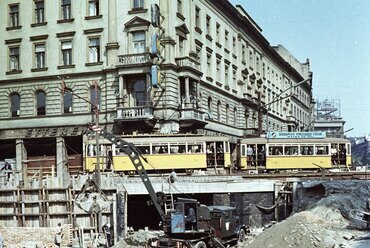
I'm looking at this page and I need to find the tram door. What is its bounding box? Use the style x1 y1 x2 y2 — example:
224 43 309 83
206 141 225 168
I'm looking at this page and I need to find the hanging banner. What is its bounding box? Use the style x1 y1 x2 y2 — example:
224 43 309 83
267 131 326 139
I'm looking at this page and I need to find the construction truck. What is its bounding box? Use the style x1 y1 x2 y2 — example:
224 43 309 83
81 124 248 248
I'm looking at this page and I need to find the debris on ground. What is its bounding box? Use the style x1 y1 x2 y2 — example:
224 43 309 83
244 180 370 248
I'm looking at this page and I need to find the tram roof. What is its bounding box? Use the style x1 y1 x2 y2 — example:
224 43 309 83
241 137 350 144
86 134 230 144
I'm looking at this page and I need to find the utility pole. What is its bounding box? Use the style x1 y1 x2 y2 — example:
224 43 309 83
94 80 101 188
257 92 263 136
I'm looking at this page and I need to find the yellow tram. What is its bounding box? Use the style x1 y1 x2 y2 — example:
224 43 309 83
240 133 351 172
84 135 231 174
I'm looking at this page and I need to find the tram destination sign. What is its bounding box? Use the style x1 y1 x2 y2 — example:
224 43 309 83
267 131 326 139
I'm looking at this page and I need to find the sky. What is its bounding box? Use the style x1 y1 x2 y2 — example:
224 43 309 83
230 0 370 137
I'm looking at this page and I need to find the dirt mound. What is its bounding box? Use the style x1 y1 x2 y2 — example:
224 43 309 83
245 180 370 248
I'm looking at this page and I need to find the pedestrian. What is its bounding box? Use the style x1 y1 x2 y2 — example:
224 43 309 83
0 232 3 248
55 223 63 247
103 223 112 247
1 161 12 181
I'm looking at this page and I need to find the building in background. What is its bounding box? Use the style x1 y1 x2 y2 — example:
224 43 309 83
0 0 313 177
312 98 345 138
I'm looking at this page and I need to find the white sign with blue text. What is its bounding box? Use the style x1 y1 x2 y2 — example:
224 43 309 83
267 132 326 139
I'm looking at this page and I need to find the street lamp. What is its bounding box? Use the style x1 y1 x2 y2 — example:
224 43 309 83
258 77 311 135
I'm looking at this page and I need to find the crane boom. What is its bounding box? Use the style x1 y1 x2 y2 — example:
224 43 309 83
87 124 166 221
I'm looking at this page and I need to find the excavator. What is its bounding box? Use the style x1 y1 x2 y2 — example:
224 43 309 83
76 123 248 248
350 197 370 230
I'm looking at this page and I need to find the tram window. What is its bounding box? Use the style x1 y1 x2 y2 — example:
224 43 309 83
241 145 246 157
188 144 202 153
346 144 351 154
269 146 283 155
206 143 215 153
338 144 347 156
169 145 179 154
216 142 224 153
284 146 299 155
136 145 150 154
153 145 168 154
169 144 188 154
315 145 328 155
300 146 314 155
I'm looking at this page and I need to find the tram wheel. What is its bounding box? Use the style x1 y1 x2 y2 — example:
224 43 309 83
185 169 194 175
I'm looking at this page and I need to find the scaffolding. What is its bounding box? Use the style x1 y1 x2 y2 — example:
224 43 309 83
315 98 342 120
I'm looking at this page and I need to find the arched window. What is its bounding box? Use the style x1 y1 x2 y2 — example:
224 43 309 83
217 101 221 122
90 86 101 112
207 97 212 119
245 109 250 128
10 93 20 117
225 104 229 124
63 89 73 114
234 107 237 126
127 78 147 107
36 90 46 116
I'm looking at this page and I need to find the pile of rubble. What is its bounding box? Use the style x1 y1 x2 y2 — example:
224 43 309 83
244 180 370 248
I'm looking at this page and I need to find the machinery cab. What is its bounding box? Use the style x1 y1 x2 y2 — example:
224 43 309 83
208 206 241 241
170 198 211 234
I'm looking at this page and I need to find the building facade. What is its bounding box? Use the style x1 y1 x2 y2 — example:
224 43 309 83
0 0 313 176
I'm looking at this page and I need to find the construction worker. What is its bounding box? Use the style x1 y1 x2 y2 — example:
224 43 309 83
54 223 63 247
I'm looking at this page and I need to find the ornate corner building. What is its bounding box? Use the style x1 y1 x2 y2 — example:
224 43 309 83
0 0 313 175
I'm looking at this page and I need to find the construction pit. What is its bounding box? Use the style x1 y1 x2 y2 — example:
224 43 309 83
0 173 369 248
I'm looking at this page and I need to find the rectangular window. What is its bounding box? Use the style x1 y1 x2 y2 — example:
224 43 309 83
61 41 72 65
35 44 46 68
179 36 184 54
216 23 220 43
206 15 211 35
216 59 221 79
232 37 236 53
133 31 146 53
89 37 100 62
241 44 245 62
133 0 144 9
195 7 200 28
61 0 71 20
9 5 19 27
35 1 45 23
225 31 229 46
177 0 182 14
225 64 229 83
9 47 20 71
89 0 99 16
206 53 211 75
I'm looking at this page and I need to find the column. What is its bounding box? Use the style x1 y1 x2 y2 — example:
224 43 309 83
106 0 119 65
56 137 69 187
118 75 124 107
185 77 190 107
16 139 24 181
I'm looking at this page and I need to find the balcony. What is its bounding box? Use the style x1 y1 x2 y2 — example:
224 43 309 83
117 53 151 67
176 57 201 72
179 108 207 129
116 106 154 120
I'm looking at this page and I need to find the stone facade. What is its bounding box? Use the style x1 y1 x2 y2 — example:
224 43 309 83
0 0 313 169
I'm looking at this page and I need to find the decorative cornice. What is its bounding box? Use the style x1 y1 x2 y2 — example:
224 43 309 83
5 38 22 44
83 28 104 34
30 35 48 41
56 31 76 38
